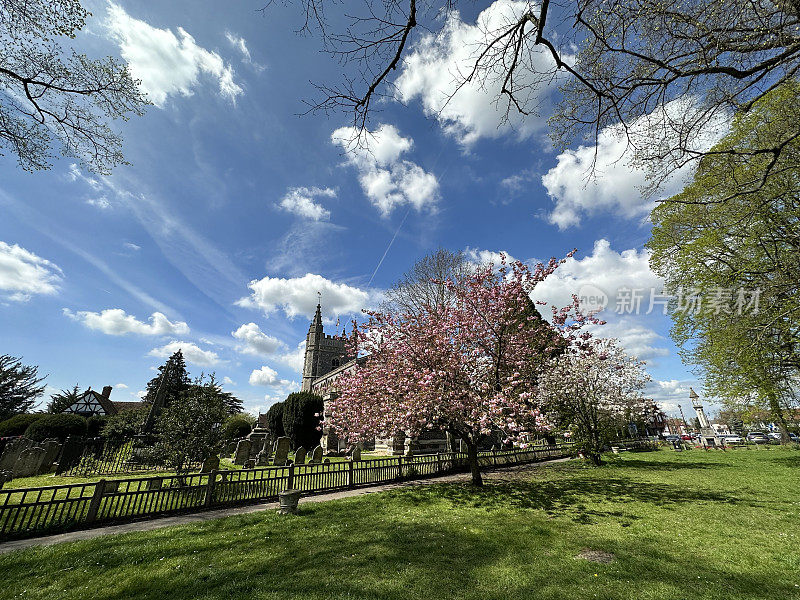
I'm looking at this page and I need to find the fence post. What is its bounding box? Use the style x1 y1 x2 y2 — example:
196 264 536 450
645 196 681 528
347 459 354 489
287 463 295 489
437 452 442 474
85 478 106 523
397 455 403 480
204 470 217 507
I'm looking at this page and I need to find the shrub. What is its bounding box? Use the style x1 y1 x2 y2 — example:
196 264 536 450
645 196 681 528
87 415 108 438
25 413 87 442
223 413 254 440
0 413 45 437
282 392 324 450
101 405 148 445
266 402 285 438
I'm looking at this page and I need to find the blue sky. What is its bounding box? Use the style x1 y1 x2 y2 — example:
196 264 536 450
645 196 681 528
0 0 711 417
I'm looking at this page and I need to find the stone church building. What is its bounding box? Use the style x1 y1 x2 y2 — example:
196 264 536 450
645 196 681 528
301 304 447 455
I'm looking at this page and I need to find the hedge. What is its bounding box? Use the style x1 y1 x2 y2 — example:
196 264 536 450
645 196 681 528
25 413 87 442
0 413 45 437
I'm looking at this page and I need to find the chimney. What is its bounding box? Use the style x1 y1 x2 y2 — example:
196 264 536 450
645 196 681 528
102 386 112 399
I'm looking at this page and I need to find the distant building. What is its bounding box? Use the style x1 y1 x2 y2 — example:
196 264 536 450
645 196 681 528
301 304 447 455
63 386 145 417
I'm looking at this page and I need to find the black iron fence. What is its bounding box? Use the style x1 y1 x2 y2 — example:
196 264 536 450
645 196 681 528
0 445 572 541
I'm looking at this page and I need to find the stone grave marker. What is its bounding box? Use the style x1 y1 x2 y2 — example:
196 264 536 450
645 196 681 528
294 446 307 464
14 446 46 478
255 438 272 466
233 439 252 465
244 458 256 469
309 445 323 464
39 439 62 474
272 437 291 466
201 455 220 472
0 470 12 489
351 446 361 461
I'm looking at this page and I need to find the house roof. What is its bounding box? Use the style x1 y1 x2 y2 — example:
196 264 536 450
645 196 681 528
111 401 146 413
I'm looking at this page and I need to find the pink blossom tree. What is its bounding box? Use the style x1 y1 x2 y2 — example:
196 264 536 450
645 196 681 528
536 338 652 465
325 255 595 485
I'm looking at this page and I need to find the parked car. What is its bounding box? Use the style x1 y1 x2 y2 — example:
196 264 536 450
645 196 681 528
722 434 743 444
680 434 693 441
790 433 800 443
746 432 770 443
664 434 680 443
768 432 783 441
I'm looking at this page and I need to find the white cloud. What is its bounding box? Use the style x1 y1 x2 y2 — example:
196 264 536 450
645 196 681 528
249 365 289 387
123 242 141 252
114 383 129 389
86 197 111 210
589 318 670 361
464 247 518 268
222 376 236 386
332 124 439 216
395 0 560 145
278 341 306 374
105 3 243 107
278 187 335 221
64 308 189 336
0 241 63 302
149 341 220 366
225 31 265 71
542 98 729 229
532 239 662 312
231 322 284 357
237 273 372 321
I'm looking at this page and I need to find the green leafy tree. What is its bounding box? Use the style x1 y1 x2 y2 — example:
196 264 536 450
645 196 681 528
222 413 254 441
283 391 324 450
266 402 285 438
0 354 46 420
0 0 149 173
648 81 800 441
150 375 229 475
101 405 149 446
46 383 81 413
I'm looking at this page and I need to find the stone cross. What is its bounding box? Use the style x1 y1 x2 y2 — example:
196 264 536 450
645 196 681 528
272 437 291 466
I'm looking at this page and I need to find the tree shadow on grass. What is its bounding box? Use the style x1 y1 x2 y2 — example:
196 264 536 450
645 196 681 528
607 458 716 471
768 454 800 468
389 474 759 525
23 502 794 600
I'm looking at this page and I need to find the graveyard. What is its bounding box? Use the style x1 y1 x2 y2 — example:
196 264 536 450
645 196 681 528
0 448 796 600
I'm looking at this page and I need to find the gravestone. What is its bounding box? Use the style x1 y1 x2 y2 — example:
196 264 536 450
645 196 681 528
39 439 62 474
255 438 272 466
55 436 85 474
201 455 220 472
351 446 361 461
14 446 46 478
0 438 31 472
233 439 252 465
0 470 11 489
294 446 307 465
309 445 323 464
244 458 256 469
147 478 162 490
323 458 331 464
459 439 468 454
247 431 268 460
272 437 291 466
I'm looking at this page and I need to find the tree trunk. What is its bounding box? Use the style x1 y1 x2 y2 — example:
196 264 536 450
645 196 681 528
768 393 792 443
466 440 483 486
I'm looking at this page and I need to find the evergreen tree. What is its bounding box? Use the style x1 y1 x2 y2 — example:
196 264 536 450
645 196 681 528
0 354 46 420
47 384 81 413
144 350 190 407
282 392 324 450
266 402 285 438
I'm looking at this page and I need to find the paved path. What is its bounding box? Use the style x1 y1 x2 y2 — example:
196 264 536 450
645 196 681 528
0 457 569 555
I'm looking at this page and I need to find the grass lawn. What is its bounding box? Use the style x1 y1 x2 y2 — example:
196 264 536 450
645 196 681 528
1 448 798 600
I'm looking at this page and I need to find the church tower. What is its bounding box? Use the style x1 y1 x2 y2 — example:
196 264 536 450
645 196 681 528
301 304 347 392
